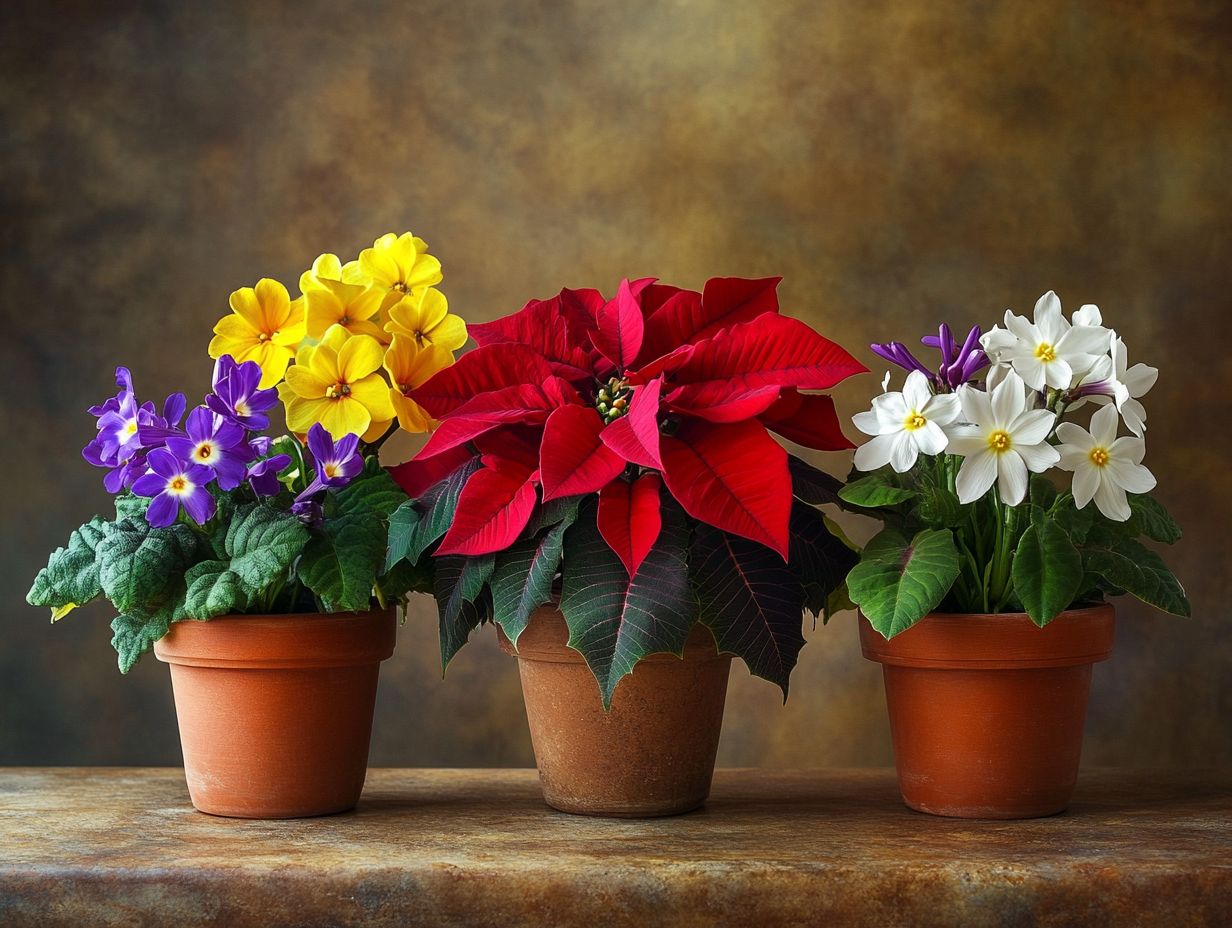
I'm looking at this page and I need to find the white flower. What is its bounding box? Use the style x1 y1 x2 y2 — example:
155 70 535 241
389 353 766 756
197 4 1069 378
1070 334 1157 436
1056 403 1155 521
852 370 962 473
981 291 1110 392
947 370 1060 505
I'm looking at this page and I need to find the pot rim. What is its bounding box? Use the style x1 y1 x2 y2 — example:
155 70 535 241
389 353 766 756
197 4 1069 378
152 608 397 669
859 603 1115 669
497 607 729 665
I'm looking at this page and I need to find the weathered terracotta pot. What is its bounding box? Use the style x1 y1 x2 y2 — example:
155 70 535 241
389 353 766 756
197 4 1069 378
153 609 396 819
499 607 732 818
860 605 1115 819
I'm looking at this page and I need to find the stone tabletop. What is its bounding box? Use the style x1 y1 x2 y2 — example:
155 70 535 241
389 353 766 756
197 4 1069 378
1 768 1229 927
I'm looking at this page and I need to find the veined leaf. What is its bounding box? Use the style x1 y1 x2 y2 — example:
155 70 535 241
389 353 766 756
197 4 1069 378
385 501 421 573
334 461 408 519
110 589 187 674
222 504 309 591
436 554 496 670
490 504 579 646
114 494 149 521
435 462 538 556
1081 530 1190 617
300 514 384 613
839 472 917 509
96 520 198 616
786 455 843 506
1012 521 1084 626
560 496 696 708
847 528 961 638
183 560 249 620
27 517 109 620
1126 494 1182 544
691 523 805 698
404 457 483 565
1046 493 1094 544
539 404 626 501
378 558 435 602
788 502 858 620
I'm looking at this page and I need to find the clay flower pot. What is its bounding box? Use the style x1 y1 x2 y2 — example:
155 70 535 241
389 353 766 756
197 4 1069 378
860 605 1115 819
499 607 732 818
153 609 396 819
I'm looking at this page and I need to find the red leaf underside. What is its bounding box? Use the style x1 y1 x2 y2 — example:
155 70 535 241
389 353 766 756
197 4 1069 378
467 298 595 382
388 446 475 498
415 383 561 458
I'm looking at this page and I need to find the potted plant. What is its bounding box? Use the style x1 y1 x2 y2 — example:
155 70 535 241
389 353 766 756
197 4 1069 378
27 232 465 819
842 292 1189 819
386 276 865 816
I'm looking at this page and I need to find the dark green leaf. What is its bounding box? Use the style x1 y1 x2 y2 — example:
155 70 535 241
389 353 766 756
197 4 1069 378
1012 521 1084 626
787 455 843 506
560 496 696 708
490 507 578 646
1126 494 1182 544
182 560 250 620
115 494 149 521
788 503 858 619
300 514 384 613
378 558 435 601
1081 530 1190 617
335 461 408 519
110 593 186 674
27 517 109 620
847 528 961 638
1045 493 1094 544
1029 473 1058 511
839 472 917 509
384 501 420 573
406 458 483 565
435 554 496 670
911 484 964 528
222 504 309 590
96 520 198 615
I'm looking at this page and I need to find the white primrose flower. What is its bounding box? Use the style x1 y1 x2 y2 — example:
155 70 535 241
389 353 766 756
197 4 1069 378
852 370 962 473
947 369 1059 506
1056 403 1156 521
1070 334 1157 436
980 291 1110 392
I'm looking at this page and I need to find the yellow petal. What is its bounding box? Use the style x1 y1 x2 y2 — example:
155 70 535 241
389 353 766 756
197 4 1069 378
213 313 257 341
319 324 350 353
271 297 306 346
405 253 443 290
247 342 293 389
383 294 420 340
340 258 367 286
50 603 78 622
391 391 434 433
300 253 343 293
410 344 455 387
317 397 372 440
284 394 331 434
284 363 332 399
383 336 417 382
362 417 393 443
306 341 342 384
427 313 468 352
254 278 291 327
416 288 449 331
349 372 396 420
304 288 346 340
338 333 384 382
348 284 384 322
346 318 388 341
358 244 401 290
228 287 265 331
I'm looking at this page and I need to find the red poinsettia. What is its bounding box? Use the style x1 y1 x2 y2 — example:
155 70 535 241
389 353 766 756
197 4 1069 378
391 276 865 575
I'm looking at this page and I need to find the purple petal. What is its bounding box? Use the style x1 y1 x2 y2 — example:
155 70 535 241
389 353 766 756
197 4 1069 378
212 455 248 491
307 424 334 465
181 488 216 525
104 466 129 494
145 448 182 478
165 436 198 463
334 432 360 461
131 471 167 497
162 393 187 426
145 493 179 527
183 407 214 443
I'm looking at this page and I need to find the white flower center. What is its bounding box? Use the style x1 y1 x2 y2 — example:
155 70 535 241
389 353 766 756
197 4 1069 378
987 429 1013 453
324 462 341 479
234 400 250 417
193 442 218 464
167 475 194 496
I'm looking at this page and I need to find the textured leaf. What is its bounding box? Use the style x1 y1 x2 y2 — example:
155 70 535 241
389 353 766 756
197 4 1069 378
110 593 186 674
436 462 538 556
539 404 627 500
691 522 805 698
788 502 859 619
1126 494 1182 544
759 389 854 451
388 446 475 498
559 497 696 708
660 418 791 557
1081 530 1190 617
839 472 917 509
490 506 578 646
787 455 844 506
413 343 554 417
596 474 663 578
222 504 309 591
385 501 421 572
114 494 149 521
435 554 496 670
378 557 435 601
183 560 249 620
334 461 408 519
593 278 645 370
300 514 385 612
847 528 961 638
1045 493 1094 544
404 457 483 565
599 378 663 469
96 520 198 615
27 517 109 620
1012 521 1084 626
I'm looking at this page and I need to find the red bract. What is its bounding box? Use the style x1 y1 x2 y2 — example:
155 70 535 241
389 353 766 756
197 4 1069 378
391 277 865 563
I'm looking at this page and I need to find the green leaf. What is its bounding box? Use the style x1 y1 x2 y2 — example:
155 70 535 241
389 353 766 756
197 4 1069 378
490 506 578 646
911 484 964 528
825 581 856 624
847 528 961 638
299 514 385 613
334 461 408 519
839 472 917 509
95 520 198 615
1081 530 1190 617
405 457 483 566
692 523 805 698
378 558 434 602
110 593 185 674
1046 494 1094 544
560 496 696 708
222 504 309 590
1126 494 1182 544
115 494 149 521
1012 521 1084 626
788 502 858 620
1029 473 1058 511
27 517 109 620
435 554 496 670
787 455 843 506
384 501 420 573
182 560 250 620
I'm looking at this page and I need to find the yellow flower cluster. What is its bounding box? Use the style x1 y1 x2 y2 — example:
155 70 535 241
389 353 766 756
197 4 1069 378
208 232 466 442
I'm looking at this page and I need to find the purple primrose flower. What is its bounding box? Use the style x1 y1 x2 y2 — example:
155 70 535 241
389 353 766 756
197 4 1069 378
131 448 217 527
83 367 186 493
165 407 254 491
872 324 989 392
289 425 363 523
207 356 278 431
247 454 292 497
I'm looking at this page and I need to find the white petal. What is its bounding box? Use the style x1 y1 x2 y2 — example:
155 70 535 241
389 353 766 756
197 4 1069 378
1072 464 1099 508
1120 397 1147 436
958 384 994 428
881 370 893 392
1057 446 1092 471
1015 441 1060 473
955 451 998 504
991 369 1027 424
1043 357 1074 390
1009 408 1057 445
853 408 885 437
1123 363 1158 398
889 431 920 473
997 452 1029 505
1107 458 1156 495
874 392 909 423
922 392 962 425
1005 313 1039 344
1093 478 1132 522
1057 325 1112 356
1110 435 1146 465
901 370 932 412
854 433 897 472
1073 304 1103 326
1033 291 1064 341
947 430 988 457
1007 352 1048 392
985 362 1012 393
913 420 949 455
1055 421 1093 449
1090 403 1120 446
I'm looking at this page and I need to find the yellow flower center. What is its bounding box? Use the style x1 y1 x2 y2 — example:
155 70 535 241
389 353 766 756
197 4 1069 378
258 332 269 342
392 281 408 293
398 382 411 395
169 476 189 494
1088 447 1110 468
324 463 340 479
339 315 350 326
1035 342 1057 362
234 400 250 417
325 382 352 400
194 442 215 462
903 412 927 431
987 429 1012 453
125 420 139 436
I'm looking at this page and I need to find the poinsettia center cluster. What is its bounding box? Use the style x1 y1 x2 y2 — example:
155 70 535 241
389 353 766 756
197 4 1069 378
390 276 866 576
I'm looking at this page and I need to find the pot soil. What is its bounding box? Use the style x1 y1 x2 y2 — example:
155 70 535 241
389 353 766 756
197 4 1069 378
500 607 731 818
860 605 1115 819
154 609 396 819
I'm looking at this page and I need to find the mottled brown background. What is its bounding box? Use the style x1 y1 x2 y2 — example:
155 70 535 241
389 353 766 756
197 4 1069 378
2 0 1229 768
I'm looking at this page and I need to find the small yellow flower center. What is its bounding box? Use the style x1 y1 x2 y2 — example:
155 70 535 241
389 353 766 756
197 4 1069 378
234 400 250 417
987 429 1012 453
903 412 927 431
392 281 408 293
597 377 632 423
258 332 270 342
1088 447 1110 468
324 463 340 479
398 382 411 395
339 315 350 326
195 442 214 461
1035 342 1057 362
325 382 352 400
125 420 139 436
169 476 188 494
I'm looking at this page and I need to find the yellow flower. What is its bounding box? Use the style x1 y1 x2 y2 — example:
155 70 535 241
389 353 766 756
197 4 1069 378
384 288 468 352
304 278 386 343
278 325 396 441
346 232 442 308
299 253 344 293
384 337 454 433
209 279 306 388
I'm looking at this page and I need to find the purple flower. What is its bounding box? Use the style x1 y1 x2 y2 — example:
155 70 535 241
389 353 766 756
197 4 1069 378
306 424 362 490
207 356 278 430
247 454 292 497
290 498 324 526
83 367 186 492
872 324 989 392
131 449 217 527
166 407 253 491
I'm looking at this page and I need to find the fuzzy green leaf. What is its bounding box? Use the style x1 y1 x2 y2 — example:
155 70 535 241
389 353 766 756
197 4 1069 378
560 496 696 709
1012 521 1084 626
406 458 483 566
847 528 961 638
114 494 149 521
788 502 858 620
435 554 496 670
1081 530 1190 617
27 517 110 620
110 594 185 674
378 558 435 602
300 514 384 613
335 461 408 519
1126 495 1182 544
1045 494 1094 544
384 501 420 573
692 523 804 698
839 472 917 509
491 508 578 647
222 504 309 590
95 520 198 615
183 560 250 620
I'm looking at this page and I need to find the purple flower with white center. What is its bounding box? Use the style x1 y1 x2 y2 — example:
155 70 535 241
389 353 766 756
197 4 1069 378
871 324 988 392
305 424 362 490
131 449 217 527
247 454 292 497
83 367 187 492
166 407 253 491
207 356 278 430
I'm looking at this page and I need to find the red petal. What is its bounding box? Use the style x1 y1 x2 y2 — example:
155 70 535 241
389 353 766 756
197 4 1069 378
415 382 562 458
474 425 544 472
600 377 662 469
666 382 780 423
637 277 779 364
413 344 553 417
597 473 663 578
539 404 628 500
592 278 645 371
467 297 595 382
640 283 686 316
435 461 538 556
667 314 867 394
388 446 475 498
760 389 855 451
659 419 790 558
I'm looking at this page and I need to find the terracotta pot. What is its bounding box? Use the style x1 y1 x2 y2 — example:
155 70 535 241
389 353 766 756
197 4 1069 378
153 609 396 819
860 605 1115 819
499 607 732 818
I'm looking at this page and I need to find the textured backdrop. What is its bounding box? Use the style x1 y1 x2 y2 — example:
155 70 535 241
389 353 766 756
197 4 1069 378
3 0 1229 768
